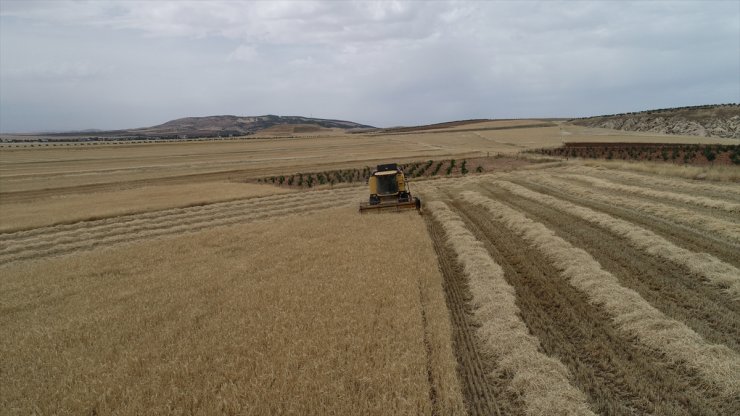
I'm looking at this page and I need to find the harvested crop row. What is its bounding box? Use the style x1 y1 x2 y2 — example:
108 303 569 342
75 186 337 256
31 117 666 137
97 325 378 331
0 191 363 264
449 197 730 414
566 164 740 200
475 181 740 352
462 190 740 397
413 218 468 416
502 175 740 270
525 173 740 245
0 186 362 243
0 186 361 244
428 200 594 416
1 198 352 262
0 192 355 255
495 180 740 298
425 212 508 416
1 197 329 254
559 173 740 213
0 187 363 253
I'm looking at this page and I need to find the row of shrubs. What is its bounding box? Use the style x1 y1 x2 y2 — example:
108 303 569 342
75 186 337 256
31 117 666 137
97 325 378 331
532 144 740 165
257 159 483 188
257 168 368 188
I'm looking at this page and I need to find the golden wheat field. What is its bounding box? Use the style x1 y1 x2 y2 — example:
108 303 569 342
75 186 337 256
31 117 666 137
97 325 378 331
1 120 739 415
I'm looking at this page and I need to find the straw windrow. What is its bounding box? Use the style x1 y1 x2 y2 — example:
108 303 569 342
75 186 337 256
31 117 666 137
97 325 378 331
428 200 595 416
462 190 740 397
494 180 740 298
525 173 740 243
559 173 740 212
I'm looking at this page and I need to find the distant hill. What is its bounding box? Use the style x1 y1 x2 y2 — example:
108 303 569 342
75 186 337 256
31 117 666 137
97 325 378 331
375 119 492 133
45 115 374 139
570 104 740 139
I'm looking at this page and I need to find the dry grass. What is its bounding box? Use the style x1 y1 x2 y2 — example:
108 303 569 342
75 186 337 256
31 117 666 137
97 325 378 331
0 126 559 196
3 120 738 414
420 119 552 132
471 126 563 150
578 159 740 182
0 182 293 232
558 173 740 212
494 180 740 298
462 190 740 397
0 207 464 415
526 173 740 244
428 200 594 416
0 188 366 265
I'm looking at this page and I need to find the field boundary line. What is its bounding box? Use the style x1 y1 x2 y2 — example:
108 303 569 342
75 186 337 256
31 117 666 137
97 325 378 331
462 190 740 397
495 180 740 298
428 200 595 416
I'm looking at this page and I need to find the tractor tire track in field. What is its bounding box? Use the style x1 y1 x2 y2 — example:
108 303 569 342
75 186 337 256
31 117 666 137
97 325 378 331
0 187 364 265
446 196 734 416
426 218 510 416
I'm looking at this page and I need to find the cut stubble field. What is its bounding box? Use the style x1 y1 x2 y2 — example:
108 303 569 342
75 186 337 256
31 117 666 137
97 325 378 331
2 120 739 415
417 167 739 415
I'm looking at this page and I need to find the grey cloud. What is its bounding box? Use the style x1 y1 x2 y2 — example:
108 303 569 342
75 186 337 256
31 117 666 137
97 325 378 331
1 0 738 132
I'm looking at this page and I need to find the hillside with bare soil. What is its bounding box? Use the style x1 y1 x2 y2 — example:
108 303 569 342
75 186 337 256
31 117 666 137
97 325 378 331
570 104 740 139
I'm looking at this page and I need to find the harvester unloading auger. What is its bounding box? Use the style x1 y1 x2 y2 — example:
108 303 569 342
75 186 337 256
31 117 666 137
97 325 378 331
359 163 422 213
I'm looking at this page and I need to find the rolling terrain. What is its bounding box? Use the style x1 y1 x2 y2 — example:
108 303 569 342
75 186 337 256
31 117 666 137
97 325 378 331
2 115 374 140
570 104 740 139
1 118 739 414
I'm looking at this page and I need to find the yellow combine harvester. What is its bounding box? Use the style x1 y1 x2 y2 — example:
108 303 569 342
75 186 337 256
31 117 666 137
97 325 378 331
359 163 422 213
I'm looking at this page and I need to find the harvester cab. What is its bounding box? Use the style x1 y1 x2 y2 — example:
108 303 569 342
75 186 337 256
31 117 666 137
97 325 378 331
359 163 422 213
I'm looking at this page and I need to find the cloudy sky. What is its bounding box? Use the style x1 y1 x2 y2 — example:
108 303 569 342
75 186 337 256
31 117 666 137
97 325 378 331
1 0 738 132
